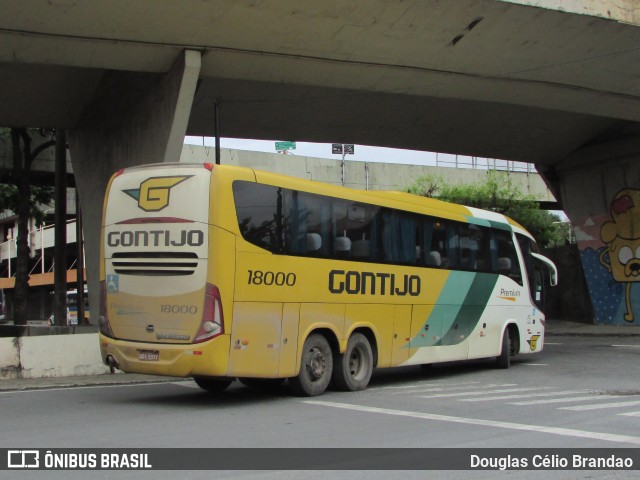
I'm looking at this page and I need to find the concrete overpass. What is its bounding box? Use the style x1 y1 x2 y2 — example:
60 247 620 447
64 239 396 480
0 0 639 324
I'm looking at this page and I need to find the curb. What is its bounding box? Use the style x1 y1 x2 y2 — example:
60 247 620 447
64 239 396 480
0 373 177 392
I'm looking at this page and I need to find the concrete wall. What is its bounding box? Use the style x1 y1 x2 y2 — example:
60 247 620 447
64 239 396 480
557 131 640 325
0 333 109 379
180 145 556 202
543 245 594 323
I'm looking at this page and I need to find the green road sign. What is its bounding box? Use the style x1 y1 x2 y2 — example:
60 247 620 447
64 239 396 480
275 141 296 151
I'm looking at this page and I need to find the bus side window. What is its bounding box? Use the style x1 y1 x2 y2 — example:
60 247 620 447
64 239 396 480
459 224 484 271
429 221 448 268
286 190 309 255
233 181 285 253
445 222 460 269
382 210 417 265
332 201 352 258
420 220 436 267
494 230 523 285
302 194 330 257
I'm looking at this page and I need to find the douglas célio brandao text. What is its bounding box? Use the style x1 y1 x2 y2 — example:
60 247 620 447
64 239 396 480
470 453 634 470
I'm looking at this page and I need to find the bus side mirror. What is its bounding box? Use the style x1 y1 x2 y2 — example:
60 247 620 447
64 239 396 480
531 253 558 287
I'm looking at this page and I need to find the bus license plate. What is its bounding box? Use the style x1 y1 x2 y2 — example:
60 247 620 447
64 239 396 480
138 350 159 361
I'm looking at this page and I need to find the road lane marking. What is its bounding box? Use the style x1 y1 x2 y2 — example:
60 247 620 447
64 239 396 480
418 386 549 399
509 395 618 406
303 400 640 446
371 381 480 391
612 345 640 348
389 383 516 395
619 411 640 417
459 390 589 402
559 400 640 411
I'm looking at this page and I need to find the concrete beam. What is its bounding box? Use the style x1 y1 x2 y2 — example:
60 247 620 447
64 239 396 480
163 50 202 164
68 50 201 325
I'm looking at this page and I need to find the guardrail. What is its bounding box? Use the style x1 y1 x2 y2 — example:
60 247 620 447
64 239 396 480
435 154 536 174
0 219 78 277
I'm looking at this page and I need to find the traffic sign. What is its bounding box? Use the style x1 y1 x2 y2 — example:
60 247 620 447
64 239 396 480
275 141 296 151
332 143 355 155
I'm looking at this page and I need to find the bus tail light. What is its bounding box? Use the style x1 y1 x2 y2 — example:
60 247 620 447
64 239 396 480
194 283 224 343
99 281 115 338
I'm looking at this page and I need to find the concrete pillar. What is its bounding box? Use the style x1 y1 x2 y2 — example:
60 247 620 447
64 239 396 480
546 127 640 325
68 50 201 324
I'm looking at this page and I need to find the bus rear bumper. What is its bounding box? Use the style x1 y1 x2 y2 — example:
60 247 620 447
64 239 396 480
99 334 231 378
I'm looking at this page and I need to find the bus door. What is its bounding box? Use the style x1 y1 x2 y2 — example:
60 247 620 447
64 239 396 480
531 252 559 311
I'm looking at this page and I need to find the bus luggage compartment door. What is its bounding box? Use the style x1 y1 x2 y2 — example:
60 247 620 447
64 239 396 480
228 302 284 377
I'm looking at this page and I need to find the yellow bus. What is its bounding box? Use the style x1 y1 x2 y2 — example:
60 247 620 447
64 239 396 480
99 163 557 396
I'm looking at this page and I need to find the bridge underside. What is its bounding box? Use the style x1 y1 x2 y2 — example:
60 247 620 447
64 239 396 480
0 0 639 325
2 1 639 164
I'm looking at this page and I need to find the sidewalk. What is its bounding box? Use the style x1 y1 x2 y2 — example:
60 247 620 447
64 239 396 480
545 319 640 337
1 319 638 392
0 372 177 392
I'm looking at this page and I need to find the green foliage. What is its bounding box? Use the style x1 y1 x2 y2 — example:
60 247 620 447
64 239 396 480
0 128 56 226
407 170 566 248
0 184 55 227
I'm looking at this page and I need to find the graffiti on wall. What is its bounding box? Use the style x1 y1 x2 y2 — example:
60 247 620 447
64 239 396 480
575 189 640 324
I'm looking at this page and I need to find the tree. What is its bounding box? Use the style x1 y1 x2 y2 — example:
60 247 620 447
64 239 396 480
0 128 55 325
407 170 566 248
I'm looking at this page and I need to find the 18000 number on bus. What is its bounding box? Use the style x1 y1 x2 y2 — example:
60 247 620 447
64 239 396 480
247 270 297 286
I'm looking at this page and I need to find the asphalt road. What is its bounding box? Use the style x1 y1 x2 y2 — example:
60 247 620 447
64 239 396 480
1 335 639 479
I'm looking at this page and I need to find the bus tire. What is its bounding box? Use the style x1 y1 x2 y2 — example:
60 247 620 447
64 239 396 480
289 333 333 397
496 329 511 369
332 333 373 391
193 376 232 393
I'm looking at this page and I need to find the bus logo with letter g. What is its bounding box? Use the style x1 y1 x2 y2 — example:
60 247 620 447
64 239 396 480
123 175 192 212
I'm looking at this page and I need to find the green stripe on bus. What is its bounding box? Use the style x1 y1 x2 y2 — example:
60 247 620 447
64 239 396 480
465 216 512 232
408 272 499 348
439 273 499 346
409 271 475 348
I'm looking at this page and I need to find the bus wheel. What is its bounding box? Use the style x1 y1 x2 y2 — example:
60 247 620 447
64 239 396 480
332 333 373 391
496 329 511 369
289 333 333 396
193 376 232 393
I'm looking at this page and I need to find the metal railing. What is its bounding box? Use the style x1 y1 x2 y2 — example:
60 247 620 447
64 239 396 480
0 219 78 278
435 154 536 174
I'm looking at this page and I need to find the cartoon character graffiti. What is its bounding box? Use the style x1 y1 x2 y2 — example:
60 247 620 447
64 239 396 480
599 189 640 322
